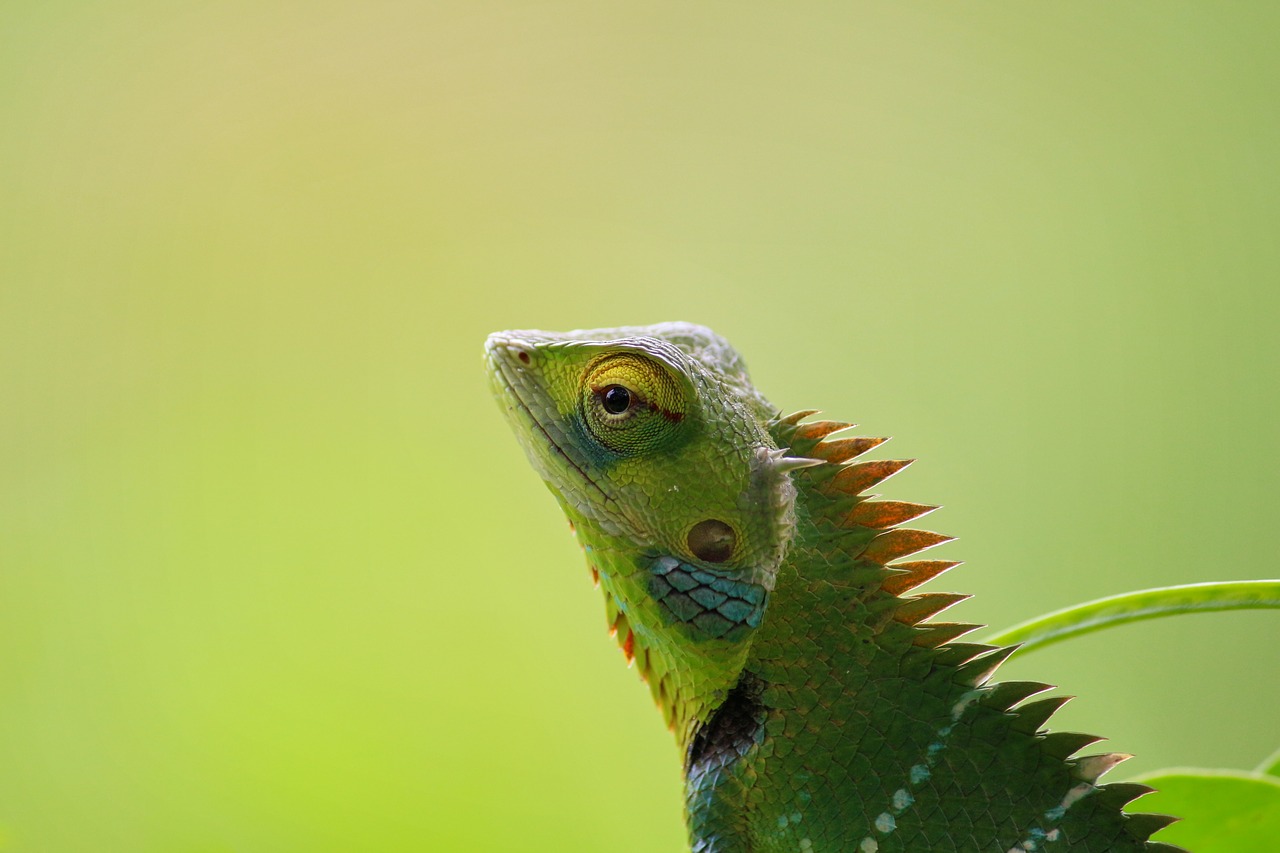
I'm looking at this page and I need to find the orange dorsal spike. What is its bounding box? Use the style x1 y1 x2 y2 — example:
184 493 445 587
792 419 855 441
861 528 954 564
778 409 821 426
810 436 888 464
846 500 937 530
879 560 961 596
828 458 914 496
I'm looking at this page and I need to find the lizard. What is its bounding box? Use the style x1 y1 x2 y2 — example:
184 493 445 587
485 322 1184 853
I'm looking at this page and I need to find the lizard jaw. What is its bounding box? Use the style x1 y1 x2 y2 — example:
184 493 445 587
484 333 626 534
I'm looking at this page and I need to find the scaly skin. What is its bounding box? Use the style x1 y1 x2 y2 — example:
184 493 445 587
485 323 1183 853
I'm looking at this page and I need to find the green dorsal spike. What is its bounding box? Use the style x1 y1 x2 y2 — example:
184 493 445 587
1095 782 1158 808
893 592 971 625
954 644 1018 687
911 621 982 648
1011 695 1073 734
982 680 1054 712
1124 812 1181 839
930 642 995 668
1144 842 1192 853
1040 731 1105 760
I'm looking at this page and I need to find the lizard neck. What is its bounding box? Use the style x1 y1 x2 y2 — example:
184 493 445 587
562 502 757 753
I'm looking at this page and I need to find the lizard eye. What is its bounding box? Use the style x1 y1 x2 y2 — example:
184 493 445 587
581 353 687 454
601 385 633 415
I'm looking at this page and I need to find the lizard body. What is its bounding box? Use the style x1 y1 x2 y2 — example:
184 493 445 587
485 322 1182 852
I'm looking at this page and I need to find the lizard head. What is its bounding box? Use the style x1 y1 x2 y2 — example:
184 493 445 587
485 322 799 590
485 322 810 734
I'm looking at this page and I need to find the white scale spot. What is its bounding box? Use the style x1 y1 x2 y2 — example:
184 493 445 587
799 839 813 852
1059 783 1092 812
1012 785 1094 851
950 688 983 722
860 687 984 852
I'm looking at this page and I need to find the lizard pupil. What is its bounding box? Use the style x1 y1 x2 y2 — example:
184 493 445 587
602 385 632 414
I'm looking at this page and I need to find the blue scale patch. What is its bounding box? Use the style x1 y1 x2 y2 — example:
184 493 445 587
648 556 766 641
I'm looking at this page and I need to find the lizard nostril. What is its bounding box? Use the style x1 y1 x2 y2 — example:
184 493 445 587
517 350 531 364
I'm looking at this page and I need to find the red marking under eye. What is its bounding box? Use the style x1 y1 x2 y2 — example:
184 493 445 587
650 403 684 423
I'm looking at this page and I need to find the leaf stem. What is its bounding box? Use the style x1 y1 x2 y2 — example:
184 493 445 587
983 580 1280 656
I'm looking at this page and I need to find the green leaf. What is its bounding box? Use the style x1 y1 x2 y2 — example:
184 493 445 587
1131 769 1280 852
1257 746 1280 778
982 580 1280 656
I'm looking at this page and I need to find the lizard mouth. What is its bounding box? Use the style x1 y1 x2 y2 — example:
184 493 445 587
485 340 611 505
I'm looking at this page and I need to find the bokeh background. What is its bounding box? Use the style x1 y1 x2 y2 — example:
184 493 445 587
3 3 1278 851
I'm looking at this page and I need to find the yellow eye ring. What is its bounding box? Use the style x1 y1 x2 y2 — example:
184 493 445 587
580 354 687 454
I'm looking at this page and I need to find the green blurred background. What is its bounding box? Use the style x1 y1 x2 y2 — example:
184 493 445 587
2 3 1278 851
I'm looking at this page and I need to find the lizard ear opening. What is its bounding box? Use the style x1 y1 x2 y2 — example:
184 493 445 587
687 519 737 563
